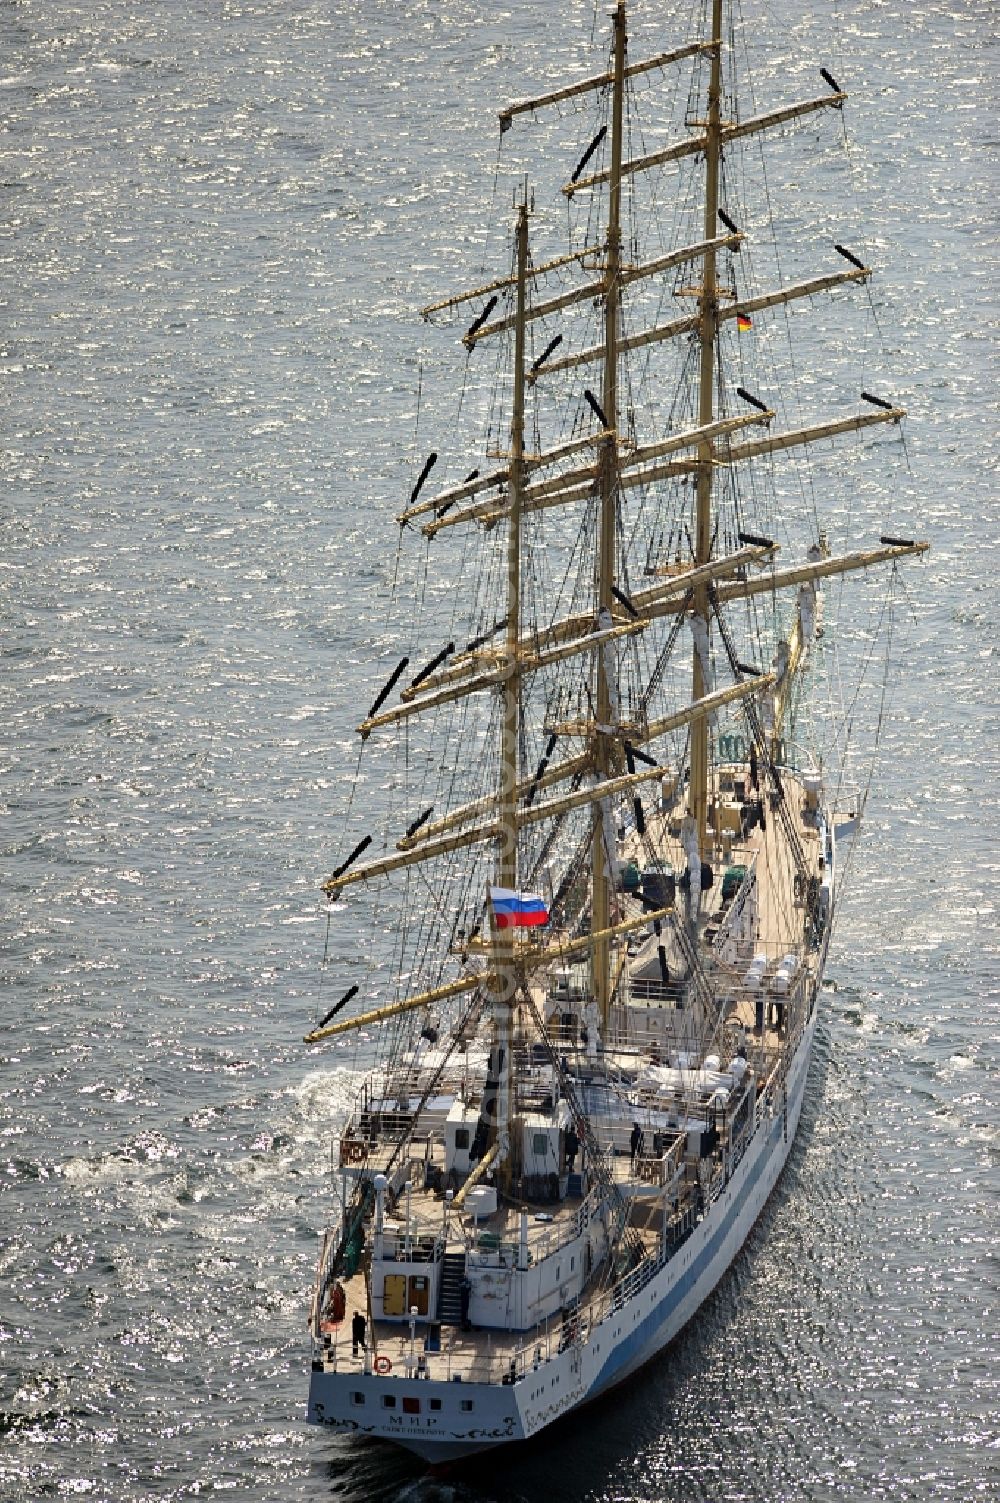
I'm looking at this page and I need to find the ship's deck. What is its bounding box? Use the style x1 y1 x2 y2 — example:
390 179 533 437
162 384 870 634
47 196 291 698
316 1033 795 1387
624 774 822 960
313 770 825 1386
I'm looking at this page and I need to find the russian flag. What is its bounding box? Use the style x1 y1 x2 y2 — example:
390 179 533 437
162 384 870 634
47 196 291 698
490 886 550 929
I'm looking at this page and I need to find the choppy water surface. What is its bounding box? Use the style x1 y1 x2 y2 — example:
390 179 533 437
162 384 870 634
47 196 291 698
1 1 996 1500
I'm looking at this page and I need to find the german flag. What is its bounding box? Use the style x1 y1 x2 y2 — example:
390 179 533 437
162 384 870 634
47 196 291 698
737 312 753 332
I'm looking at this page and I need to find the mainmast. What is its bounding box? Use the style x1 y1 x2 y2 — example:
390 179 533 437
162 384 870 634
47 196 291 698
690 0 724 862
488 194 529 1183
592 0 627 1031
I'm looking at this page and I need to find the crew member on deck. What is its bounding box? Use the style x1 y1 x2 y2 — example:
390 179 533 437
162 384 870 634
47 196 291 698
630 1122 644 1168
351 1309 366 1356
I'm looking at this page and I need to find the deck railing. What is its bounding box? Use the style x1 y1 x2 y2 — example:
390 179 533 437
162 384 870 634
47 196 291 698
310 1228 340 1340
634 1135 686 1188
465 1187 598 1270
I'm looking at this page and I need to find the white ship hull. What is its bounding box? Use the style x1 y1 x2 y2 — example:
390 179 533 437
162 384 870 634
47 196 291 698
307 979 820 1463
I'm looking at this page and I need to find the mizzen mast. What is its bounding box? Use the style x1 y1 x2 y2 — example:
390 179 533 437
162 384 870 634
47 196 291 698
488 194 530 1187
591 0 627 1031
691 0 724 863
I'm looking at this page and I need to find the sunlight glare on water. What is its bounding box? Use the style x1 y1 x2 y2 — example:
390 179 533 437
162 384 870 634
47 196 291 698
0 1 996 1500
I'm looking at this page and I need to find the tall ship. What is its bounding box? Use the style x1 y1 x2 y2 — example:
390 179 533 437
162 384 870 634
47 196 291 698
304 0 926 1463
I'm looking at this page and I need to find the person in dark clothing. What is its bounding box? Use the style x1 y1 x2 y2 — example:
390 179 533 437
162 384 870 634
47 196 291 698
565 1126 579 1173
460 1277 472 1331
630 1122 644 1167
351 1309 366 1357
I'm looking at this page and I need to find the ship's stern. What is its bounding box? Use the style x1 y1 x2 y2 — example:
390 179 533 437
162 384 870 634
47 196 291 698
308 1364 524 1462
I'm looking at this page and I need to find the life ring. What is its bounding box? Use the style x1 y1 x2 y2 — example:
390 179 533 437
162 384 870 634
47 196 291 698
374 1355 392 1375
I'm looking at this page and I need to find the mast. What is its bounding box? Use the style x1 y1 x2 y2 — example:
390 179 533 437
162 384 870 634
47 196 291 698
310 12 934 1141
592 0 627 1032
691 0 724 861
488 193 529 1184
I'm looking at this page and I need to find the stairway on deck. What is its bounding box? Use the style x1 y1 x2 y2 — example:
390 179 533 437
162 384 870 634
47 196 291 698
437 1249 466 1325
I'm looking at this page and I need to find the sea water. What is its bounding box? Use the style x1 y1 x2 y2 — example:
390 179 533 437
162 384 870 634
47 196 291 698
1 1 996 1499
